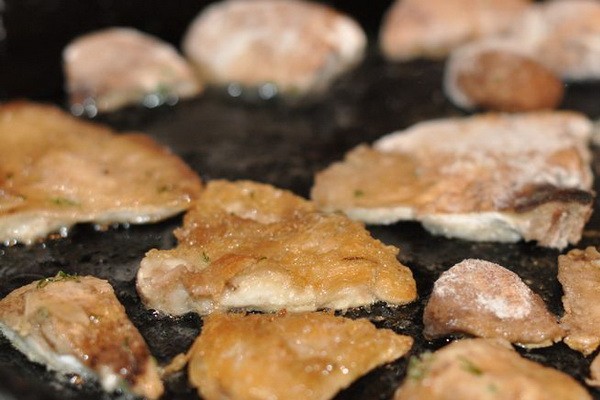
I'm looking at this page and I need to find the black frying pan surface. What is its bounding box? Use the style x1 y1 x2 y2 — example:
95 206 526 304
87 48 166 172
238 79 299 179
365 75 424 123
1 1 600 399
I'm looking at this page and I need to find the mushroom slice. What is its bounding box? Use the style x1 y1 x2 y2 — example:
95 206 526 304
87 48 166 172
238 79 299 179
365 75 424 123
395 338 591 400
0 274 163 399
137 180 416 315
185 312 413 400
423 259 564 347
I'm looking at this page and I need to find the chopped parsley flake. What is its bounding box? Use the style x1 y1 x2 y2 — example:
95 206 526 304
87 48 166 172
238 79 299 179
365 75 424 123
50 197 80 206
458 356 483 376
37 271 80 289
353 189 365 198
202 252 211 263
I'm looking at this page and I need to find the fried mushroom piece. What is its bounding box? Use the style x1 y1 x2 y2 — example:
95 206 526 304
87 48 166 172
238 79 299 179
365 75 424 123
394 338 591 400
181 0 366 97
559 247 600 355
379 0 531 61
137 180 416 316
311 112 594 249
0 274 163 399
184 312 413 400
64 27 202 115
0 101 202 245
423 259 564 347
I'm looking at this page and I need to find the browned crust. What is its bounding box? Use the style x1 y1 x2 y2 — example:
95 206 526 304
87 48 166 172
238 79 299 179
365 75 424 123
0 276 163 398
0 100 203 244
559 247 600 355
507 185 594 213
188 312 413 400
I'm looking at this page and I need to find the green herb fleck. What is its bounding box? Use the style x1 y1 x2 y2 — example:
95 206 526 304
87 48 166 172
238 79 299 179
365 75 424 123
202 252 211 263
458 356 483 376
50 197 80 206
487 383 498 393
407 352 434 381
257 256 267 262
155 83 170 97
35 307 50 321
157 185 172 193
37 271 80 289
353 189 365 198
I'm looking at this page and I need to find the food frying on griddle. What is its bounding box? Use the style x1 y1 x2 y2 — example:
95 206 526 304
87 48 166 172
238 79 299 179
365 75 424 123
0 101 202 245
379 0 531 61
181 0 366 98
394 338 591 400
63 27 202 115
178 312 413 400
311 112 594 249
442 0 600 111
505 0 600 82
136 180 417 316
558 247 600 355
0 274 163 399
444 40 564 112
423 259 563 347
586 352 600 388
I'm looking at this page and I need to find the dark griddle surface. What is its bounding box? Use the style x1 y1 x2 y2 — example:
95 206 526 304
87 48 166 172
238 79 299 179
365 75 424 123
1 1 600 399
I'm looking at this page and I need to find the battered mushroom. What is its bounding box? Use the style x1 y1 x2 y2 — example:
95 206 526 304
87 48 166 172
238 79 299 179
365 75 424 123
0 275 163 399
0 101 202 245
379 0 531 61
423 259 564 347
394 338 591 400
444 40 564 112
181 0 366 98
559 247 600 355
137 180 417 315
311 112 594 249
183 312 413 400
64 27 202 115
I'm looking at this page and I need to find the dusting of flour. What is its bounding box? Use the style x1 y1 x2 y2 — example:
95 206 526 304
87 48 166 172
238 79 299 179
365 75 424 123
434 259 532 319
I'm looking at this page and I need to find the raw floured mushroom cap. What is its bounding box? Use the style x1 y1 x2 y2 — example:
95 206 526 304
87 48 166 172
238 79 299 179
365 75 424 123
136 180 417 316
0 274 163 399
311 112 594 249
379 0 531 61
0 101 202 245
423 259 564 347
394 338 592 400
506 0 600 82
181 0 366 97
63 27 202 115
185 312 413 400
444 38 564 112
559 247 600 355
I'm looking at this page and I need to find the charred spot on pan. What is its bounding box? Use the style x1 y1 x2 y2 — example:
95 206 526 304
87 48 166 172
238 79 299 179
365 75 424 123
508 184 594 213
